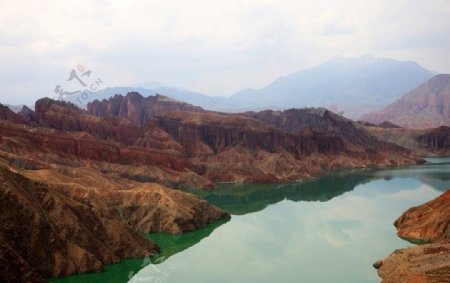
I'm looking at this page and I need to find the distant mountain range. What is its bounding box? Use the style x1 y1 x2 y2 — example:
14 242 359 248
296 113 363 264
232 55 434 118
361 74 450 129
60 55 434 119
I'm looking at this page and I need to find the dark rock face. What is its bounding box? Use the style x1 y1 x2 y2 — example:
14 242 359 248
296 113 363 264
87 92 204 126
417 126 450 153
35 98 142 146
0 103 23 124
363 125 450 157
18 105 36 124
156 113 345 157
242 108 414 159
243 108 381 147
83 92 421 182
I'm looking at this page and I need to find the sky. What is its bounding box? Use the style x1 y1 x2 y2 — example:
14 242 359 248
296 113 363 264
1 0 450 104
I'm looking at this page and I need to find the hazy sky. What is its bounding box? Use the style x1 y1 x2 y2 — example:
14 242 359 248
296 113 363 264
1 0 450 104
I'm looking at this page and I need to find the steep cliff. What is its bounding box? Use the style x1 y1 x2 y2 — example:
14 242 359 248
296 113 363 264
417 126 450 155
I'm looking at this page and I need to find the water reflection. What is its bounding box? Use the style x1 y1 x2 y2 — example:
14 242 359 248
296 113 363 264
191 172 376 215
192 161 450 215
49 219 229 283
128 160 450 283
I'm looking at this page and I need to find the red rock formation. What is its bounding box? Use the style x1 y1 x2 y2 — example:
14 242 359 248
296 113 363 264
84 93 422 182
395 190 450 243
0 121 197 172
35 98 142 146
1 94 422 188
375 190 450 282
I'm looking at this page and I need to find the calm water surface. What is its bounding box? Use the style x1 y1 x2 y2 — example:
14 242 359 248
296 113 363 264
51 157 450 283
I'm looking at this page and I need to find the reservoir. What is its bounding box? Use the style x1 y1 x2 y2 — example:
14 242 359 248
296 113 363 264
51 157 450 283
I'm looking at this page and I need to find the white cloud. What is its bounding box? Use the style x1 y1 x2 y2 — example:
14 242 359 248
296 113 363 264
1 0 450 104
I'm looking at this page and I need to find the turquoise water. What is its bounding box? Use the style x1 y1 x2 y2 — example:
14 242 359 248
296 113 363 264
51 159 450 283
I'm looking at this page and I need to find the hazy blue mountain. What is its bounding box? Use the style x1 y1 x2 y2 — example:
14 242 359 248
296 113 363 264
231 55 435 118
62 55 434 118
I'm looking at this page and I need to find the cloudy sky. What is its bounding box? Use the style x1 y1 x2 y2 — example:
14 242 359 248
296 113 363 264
1 0 450 104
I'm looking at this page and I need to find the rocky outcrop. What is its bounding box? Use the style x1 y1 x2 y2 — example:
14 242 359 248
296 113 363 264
156 111 345 157
35 98 142 146
242 108 419 164
395 190 450 243
0 162 229 282
243 108 399 148
364 125 450 157
375 190 450 283
0 103 23 124
361 74 450 129
87 92 204 126
417 126 450 155
18 105 36 124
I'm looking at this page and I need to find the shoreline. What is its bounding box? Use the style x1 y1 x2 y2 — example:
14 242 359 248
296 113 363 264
374 189 450 282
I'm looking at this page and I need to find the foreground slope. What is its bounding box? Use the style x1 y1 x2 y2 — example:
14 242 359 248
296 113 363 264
375 190 450 283
0 160 228 282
